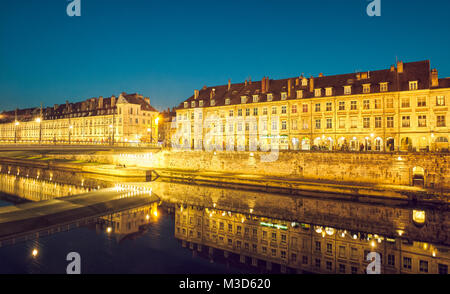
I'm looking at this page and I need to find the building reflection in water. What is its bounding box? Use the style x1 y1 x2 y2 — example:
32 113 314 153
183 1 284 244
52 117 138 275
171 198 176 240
174 204 449 274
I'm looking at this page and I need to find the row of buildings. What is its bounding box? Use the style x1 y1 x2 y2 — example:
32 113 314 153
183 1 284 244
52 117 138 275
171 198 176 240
0 93 159 144
0 60 449 152
174 60 450 152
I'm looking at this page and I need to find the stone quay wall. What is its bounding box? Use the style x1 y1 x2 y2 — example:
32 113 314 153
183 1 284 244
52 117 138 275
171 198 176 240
48 150 450 189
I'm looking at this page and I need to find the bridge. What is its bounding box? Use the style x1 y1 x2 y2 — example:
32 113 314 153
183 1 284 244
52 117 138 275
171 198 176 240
0 185 159 246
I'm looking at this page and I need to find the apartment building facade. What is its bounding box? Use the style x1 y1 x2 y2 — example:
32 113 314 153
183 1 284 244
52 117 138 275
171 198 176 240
175 60 450 152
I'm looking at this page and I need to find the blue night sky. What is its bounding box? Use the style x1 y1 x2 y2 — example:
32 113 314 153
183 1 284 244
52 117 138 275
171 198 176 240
0 0 449 112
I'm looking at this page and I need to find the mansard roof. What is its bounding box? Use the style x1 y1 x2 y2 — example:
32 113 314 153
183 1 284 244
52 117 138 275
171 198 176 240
177 60 446 110
0 92 158 123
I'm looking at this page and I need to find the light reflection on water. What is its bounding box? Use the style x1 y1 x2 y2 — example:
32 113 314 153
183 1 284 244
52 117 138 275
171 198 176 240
0 204 255 274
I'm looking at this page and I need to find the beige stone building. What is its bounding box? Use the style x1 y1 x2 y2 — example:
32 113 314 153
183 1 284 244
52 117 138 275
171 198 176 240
0 92 159 144
175 205 449 274
175 60 450 152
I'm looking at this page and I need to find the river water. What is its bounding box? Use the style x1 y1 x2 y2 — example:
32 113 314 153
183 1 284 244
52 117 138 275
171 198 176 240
0 165 448 274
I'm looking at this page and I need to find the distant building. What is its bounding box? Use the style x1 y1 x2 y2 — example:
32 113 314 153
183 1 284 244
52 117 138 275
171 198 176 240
158 108 177 147
175 60 450 152
0 92 159 144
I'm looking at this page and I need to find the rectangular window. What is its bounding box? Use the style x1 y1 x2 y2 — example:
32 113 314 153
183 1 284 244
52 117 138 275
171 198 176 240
409 81 418 91
267 94 273 101
402 116 410 128
315 89 322 97
302 119 309 130
363 117 370 128
350 101 357 110
326 88 332 96
387 117 394 128
363 84 371 93
417 97 427 107
272 107 277 115
374 99 381 109
388 254 395 266
344 86 352 95
315 103 321 112
351 117 357 128
380 83 388 92
338 101 345 110
272 120 277 130
326 118 332 129
315 119 321 129
302 104 308 113
363 100 370 110
438 264 448 275
281 106 287 114
297 90 303 99
403 257 412 270
326 243 332 254
281 92 287 100
386 97 394 108
437 115 446 127
246 108 250 116
401 98 410 108
291 119 298 130
339 246 346 258
291 105 297 113
418 115 427 127
237 109 242 116
263 108 268 115
339 264 346 273
326 102 332 112
375 117 382 128
326 261 332 271
229 110 234 117
436 96 445 106
281 120 287 130
419 260 428 273
339 117 345 129
253 95 259 103
253 108 258 116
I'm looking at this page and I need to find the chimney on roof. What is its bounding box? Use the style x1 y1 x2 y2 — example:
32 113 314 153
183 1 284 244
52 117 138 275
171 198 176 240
54 104 58 111
249 77 252 85
288 79 292 98
356 73 361 80
309 76 314 92
390 65 395 72
295 78 299 86
203 85 207 90
144 97 150 105
431 68 439 87
228 79 231 91
111 95 116 108
194 90 199 99
266 77 270 92
261 77 266 93
99 96 104 109
397 61 404 73
319 73 324 78
245 80 248 86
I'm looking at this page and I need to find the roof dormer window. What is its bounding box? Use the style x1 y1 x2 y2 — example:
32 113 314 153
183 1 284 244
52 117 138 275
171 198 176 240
380 82 388 92
191 101 196 107
199 100 204 107
409 81 418 91
296 90 303 99
267 93 273 101
184 102 188 108
363 84 371 94
210 99 215 106
325 87 333 96
281 92 287 100
314 88 322 97
253 95 259 103
344 86 352 95
225 98 231 105
302 78 308 86
241 96 247 104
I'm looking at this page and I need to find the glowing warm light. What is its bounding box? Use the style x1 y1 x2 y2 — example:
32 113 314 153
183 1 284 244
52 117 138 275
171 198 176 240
106 227 112 233
213 203 216 208
432 250 437 257
153 209 158 217
147 128 151 132
370 133 374 138
325 227 335 236
412 210 426 224
353 234 358 240
249 208 253 214
69 125 73 129
32 249 38 257
35 118 41 123
397 230 404 236
15 121 19 126
314 226 323 234
397 156 402 161
371 241 376 248
146 214 150 220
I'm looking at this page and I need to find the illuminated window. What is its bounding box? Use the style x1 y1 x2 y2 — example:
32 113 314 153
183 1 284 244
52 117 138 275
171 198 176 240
380 83 388 92
315 88 322 97
344 86 352 95
409 81 418 91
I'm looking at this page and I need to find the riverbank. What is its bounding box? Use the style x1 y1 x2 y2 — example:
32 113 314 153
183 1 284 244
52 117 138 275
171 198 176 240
0 152 449 204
